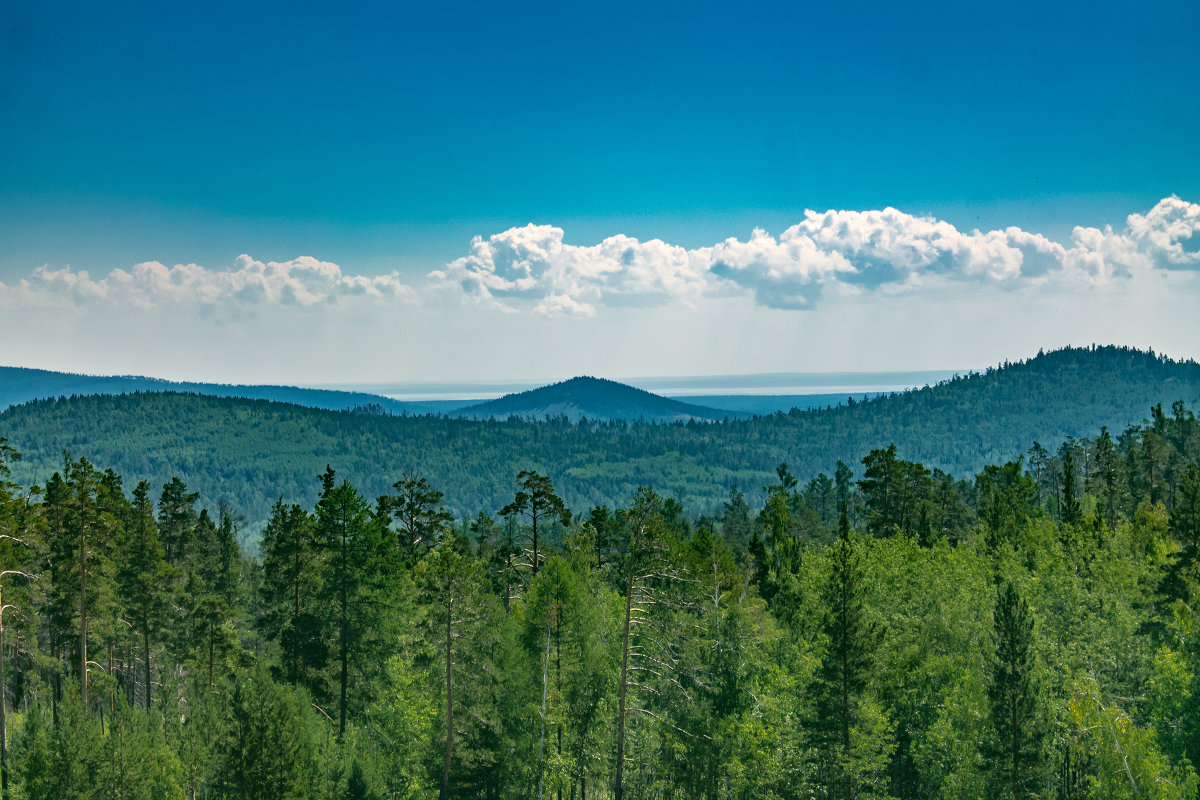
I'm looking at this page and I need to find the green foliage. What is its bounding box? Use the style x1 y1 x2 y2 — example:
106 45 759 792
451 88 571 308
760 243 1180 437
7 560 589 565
213 667 321 800
4 345 1197 530
987 582 1044 800
95 701 184 799
813 532 887 799
0 365 1199 799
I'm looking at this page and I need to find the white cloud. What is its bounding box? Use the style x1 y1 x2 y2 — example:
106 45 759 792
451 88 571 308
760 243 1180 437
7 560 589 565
1 197 1195 320
1124 194 1200 266
705 228 855 309
427 224 708 316
431 196 1200 313
0 255 418 312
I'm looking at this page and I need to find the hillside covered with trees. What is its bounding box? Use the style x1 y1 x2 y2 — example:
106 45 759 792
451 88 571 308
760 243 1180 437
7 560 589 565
0 366 422 416
454 376 745 422
0 379 1197 798
0 346 1196 531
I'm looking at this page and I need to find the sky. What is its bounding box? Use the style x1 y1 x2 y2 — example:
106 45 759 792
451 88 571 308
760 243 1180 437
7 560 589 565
1 0 1198 385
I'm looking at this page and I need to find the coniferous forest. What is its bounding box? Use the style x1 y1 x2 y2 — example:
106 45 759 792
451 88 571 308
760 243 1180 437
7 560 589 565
0 377 1199 798
2 346 1197 531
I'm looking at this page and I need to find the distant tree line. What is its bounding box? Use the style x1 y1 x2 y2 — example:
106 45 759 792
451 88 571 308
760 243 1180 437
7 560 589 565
2 345 1197 535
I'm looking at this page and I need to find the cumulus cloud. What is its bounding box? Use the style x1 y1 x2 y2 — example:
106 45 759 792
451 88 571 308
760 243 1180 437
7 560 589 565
427 224 708 316
2 197 1196 319
430 196 1200 314
0 255 418 312
1124 195 1200 266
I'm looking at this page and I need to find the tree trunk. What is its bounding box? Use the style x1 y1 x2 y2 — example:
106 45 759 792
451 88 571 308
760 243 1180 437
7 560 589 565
841 572 852 800
532 509 540 577
615 545 637 800
338 518 348 741
556 611 563 800
1 608 8 800
538 623 550 800
144 630 152 709
51 637 60 728
208 621 214 688
80 526 88 705
126 633 133 708
441 591 454 800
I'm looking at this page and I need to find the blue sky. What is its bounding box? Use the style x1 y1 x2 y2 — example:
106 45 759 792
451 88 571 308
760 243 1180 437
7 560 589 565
2 0 1198 383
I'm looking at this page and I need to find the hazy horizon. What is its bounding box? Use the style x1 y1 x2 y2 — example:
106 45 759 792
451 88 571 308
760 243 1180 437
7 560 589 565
1 1 1196 383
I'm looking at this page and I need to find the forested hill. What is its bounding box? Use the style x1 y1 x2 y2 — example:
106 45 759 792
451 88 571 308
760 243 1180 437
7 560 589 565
1 345 1197 529
454 375 745 421
0 365 420 415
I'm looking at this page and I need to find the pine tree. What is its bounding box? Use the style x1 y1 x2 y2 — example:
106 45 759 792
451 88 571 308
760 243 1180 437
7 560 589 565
719 485 753 552
258 499 326 689
501 471 571 578
859 445 932 537
612 488 690 800
1058 446 1082 526
117 481 174 709
157 477 198 566
988 582 1043 800
0 439 39 800
95 700 184 798
314 467 393 740
1090 427 1123 529
43 457 118 705
836 461 853 538
383 471 453 567
1162 465 1200 602
215 666 318 800
46 683 103 799
976 460 1039 548
813 531 881 800
14 705 54 800
416 531 498 800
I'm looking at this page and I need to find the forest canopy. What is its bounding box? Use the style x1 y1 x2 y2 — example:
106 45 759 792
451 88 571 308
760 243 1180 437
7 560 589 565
0 365 1198 798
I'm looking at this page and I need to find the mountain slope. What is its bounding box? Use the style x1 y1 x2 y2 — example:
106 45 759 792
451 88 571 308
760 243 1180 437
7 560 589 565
455 376 745 421
1 346 1196 531
0 365 424 415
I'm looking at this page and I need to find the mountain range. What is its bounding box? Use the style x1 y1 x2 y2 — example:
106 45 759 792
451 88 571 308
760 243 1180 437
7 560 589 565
2 346 1196 537
0 365 882 419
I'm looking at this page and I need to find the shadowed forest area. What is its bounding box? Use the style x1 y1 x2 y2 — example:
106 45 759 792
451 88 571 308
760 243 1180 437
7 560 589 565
0 386 1198 799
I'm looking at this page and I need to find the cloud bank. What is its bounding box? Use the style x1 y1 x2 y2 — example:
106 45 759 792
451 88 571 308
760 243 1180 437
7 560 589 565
2 197 1195 317
432 195 1199 314
0 255 417 312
